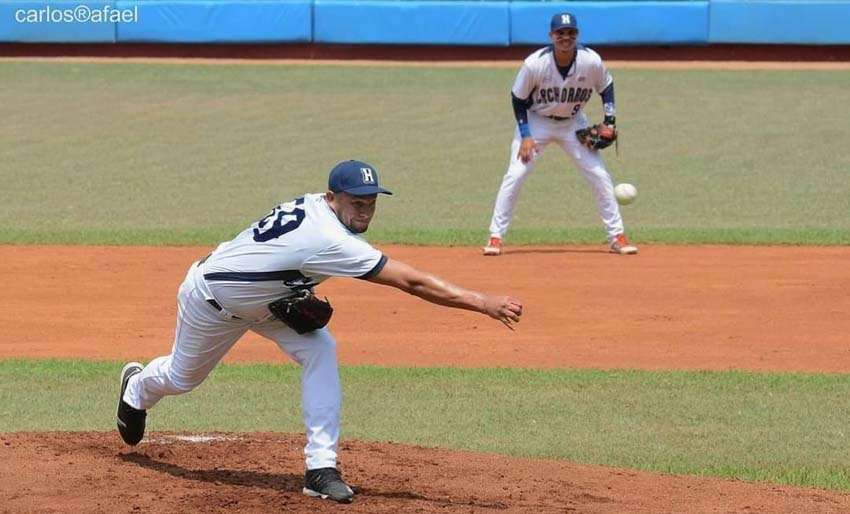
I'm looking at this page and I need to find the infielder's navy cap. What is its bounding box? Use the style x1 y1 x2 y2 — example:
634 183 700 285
328 160 393 196
550 12 578 32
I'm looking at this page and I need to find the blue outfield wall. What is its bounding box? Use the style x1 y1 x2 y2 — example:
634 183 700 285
1 0 849 45
115 1 312 43
510 2 708 46
709 0 850 45
314 0 510 46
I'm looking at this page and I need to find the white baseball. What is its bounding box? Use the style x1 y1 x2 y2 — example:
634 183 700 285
614 183 637 205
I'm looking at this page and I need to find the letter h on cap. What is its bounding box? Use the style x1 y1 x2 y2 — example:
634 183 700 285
550 12 578 31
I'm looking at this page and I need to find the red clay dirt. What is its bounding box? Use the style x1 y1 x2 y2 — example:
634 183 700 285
2 243 850 514
2 244 848 373
4 432 850 514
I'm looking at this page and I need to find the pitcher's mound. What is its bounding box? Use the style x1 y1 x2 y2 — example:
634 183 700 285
2 432 847 513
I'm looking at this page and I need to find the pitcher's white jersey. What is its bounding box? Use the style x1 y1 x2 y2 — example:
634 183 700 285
200 193 385 320
513 45 613 119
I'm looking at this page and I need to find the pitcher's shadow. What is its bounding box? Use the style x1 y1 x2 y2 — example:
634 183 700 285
120 453 508 509
120 452 302 491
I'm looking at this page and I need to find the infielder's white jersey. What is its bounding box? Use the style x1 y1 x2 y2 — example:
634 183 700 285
200 193 384 320
513 45 613 119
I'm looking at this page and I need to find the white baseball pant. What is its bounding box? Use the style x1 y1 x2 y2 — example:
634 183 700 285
122 262 341 470
488 112 624 242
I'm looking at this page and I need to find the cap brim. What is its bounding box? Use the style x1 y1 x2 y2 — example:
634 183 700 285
342 185 393 196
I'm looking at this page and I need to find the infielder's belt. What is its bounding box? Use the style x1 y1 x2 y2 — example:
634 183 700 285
546 115 571 121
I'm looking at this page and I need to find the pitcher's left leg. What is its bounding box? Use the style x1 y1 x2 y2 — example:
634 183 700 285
253 323 341 470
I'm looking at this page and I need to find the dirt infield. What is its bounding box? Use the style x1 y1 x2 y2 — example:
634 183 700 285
4 432 850 514
2 244 850 512
3 244 849 372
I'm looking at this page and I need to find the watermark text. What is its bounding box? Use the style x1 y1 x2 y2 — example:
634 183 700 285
15 5 138 24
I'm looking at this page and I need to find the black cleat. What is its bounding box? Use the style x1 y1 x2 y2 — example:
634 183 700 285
116 362 146 446
303 467 354 503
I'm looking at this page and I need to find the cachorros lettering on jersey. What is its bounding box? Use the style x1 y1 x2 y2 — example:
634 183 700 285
536 86 593 105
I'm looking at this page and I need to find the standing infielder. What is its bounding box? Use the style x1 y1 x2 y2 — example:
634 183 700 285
116 160 522 503
483 12 637 256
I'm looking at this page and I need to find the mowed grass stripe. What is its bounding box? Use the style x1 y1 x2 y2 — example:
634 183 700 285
1 62 849 245
2 359 849 491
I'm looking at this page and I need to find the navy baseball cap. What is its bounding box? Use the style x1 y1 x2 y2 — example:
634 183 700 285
328 160 393 196
550 12 578 32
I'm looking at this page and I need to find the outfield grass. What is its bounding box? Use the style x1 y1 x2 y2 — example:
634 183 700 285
1 62 848 245
2 359 849 491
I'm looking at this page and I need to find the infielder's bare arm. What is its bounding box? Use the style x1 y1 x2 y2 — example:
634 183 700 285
367 258 523 329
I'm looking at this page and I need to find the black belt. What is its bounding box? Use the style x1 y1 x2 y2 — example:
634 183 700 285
546 115 571 121
206 299 241 319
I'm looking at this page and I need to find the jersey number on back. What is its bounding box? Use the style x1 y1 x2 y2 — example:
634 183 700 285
253 197 306 242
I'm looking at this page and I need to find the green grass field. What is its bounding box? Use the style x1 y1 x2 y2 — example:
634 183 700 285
1 62 849 245
1 61 848 494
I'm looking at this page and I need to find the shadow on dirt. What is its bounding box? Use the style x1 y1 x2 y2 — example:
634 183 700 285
121 452 509 509
120 452 302 491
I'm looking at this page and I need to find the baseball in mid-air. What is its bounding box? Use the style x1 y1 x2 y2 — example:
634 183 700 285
614 183 637 205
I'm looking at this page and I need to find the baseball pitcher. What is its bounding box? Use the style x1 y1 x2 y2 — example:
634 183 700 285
116 160 522 503
483 12 637 256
